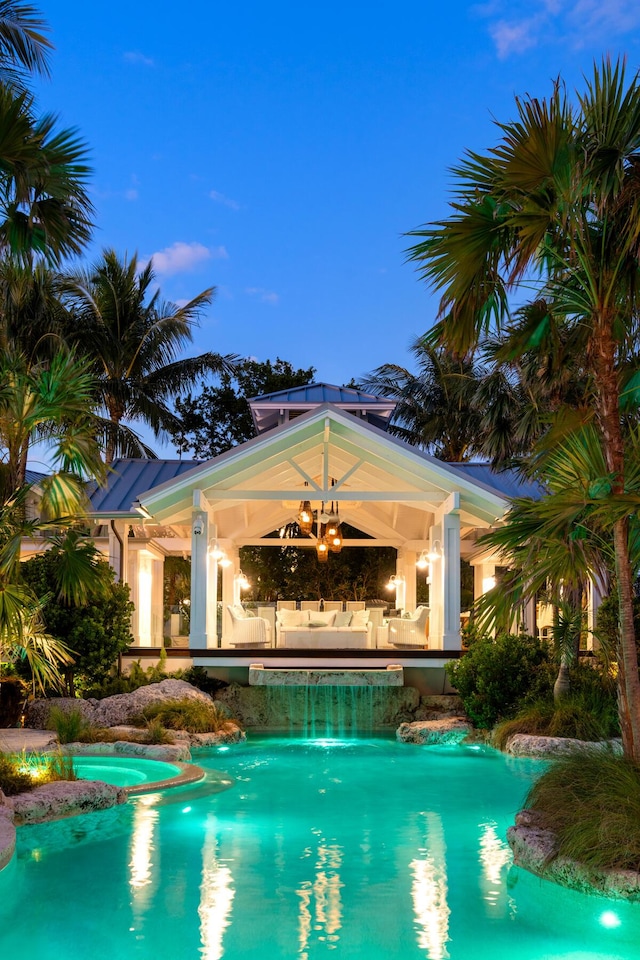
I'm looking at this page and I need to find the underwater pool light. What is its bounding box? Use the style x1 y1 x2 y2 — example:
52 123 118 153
600 911 621 929
182 806 192 813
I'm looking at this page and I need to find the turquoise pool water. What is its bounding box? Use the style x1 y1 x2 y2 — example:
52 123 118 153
72 756 182 788
2 736 640 959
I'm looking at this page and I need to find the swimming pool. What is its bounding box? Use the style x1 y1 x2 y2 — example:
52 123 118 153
2 736 639 959
72 756 184 789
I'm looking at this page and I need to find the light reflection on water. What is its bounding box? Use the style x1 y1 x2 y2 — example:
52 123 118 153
410 813 450 960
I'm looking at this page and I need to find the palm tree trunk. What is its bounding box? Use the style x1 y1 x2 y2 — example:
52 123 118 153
594 325 640 761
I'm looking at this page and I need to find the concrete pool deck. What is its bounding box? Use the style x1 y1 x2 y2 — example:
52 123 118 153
0 729 56 752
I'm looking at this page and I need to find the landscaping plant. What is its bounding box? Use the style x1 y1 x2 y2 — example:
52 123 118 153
141 698 227 733
524 751 640 872
445 631 553 728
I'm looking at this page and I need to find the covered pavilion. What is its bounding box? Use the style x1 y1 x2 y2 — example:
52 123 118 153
84 384 538 685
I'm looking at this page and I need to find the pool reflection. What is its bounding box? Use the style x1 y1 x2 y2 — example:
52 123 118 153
198 814 235 960
410 812 451 960
296 833 343 957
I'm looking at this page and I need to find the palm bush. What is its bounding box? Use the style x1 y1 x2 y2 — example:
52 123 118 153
525 752 640 871
141 698 227 733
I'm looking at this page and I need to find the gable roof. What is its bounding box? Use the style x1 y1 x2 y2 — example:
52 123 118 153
248 382 396 434
134 403 513 540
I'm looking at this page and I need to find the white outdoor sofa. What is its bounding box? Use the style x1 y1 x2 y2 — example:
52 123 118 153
275 608 373 649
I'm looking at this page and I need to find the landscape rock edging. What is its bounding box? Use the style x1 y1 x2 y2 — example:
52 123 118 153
7 779 127 827
507 809 640 900
505 733 623 758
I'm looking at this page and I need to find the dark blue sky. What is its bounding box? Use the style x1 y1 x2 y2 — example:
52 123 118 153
35 1 640 453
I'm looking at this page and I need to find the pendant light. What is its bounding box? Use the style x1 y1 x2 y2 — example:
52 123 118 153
297 500 314 536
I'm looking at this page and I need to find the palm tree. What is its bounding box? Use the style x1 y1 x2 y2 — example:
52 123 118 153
360 339 486 461
0 1 52 91
407 59 640 759
0 85 93 263
61 249 236 462
0 345 104 499
0 256 68 361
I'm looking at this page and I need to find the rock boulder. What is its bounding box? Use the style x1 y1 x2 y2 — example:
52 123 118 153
25 679 217 729
10 779 126 825
396 717 472 744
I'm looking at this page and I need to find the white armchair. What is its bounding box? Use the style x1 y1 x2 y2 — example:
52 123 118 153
388 606 429 648
226 605 272 647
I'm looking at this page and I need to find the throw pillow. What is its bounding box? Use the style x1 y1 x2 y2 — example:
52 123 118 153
334 611 352 627
351 609 370 628
308 620 328 628
276 608 306 627
311 610 337 626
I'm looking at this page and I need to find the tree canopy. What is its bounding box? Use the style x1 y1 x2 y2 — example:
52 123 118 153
172 356 316 459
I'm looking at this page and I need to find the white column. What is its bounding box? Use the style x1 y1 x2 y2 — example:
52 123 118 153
206 522 218 648
397 548 416 613
442 509 461 649
152 556 164 645
522 597 536 637
189 491 210 648
429 493 461 650
473 560 496 603
221 545 240 644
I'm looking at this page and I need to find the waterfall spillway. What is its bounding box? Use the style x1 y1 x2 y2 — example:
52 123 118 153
266 684 376 738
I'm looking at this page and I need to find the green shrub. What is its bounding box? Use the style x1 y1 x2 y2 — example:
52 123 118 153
20 546 134 694
0 753 35 795
141 698 226 733
446 632 553 728
525 752 640 871
144 719 173 744
41 751 77 783
47 706 90 744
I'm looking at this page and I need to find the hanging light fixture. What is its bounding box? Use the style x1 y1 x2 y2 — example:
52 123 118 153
326 502 342 553
316 538 329 563
416 551 430 570
297 500 314 536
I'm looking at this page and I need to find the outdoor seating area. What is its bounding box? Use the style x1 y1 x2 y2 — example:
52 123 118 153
222 601 429 650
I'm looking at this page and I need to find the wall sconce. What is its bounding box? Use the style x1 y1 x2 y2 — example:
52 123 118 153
427 540 442 562
416 551 430 570
482 576 497 593
192 512 206 536
235 571 250 591
209 541 232 567
386 574 405 591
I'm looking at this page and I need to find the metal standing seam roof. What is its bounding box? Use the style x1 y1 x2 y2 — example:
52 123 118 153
89 459 200 515
446 462 544 501
25 469 48 486
247 383 395 406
